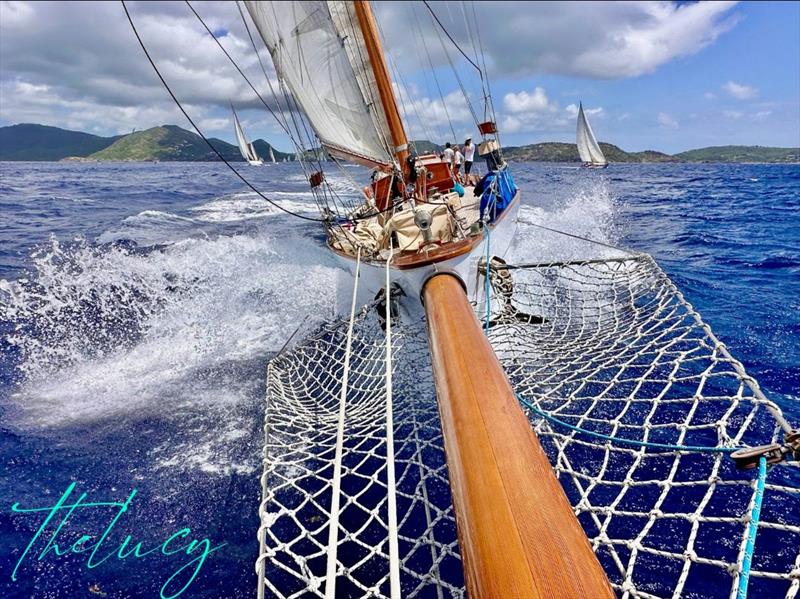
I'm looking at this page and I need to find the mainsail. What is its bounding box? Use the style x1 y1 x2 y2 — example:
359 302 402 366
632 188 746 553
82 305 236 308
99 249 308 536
232 106 260 163
576 102 606 166
244 1 395 167
269 147 276 163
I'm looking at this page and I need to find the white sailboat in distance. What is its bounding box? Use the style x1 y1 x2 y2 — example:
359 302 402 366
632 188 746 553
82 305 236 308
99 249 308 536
576 102 608 168
231 105 262 166
269 146 276 164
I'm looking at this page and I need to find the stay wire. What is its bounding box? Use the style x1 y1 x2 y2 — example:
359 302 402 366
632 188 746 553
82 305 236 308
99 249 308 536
121 0 325 223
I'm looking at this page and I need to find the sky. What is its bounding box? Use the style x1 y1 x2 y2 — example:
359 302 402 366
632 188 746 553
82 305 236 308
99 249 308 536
0 1 798 154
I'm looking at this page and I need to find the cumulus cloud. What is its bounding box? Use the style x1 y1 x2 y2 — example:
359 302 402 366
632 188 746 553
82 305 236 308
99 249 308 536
657 112 679 128
498 90 603 134
722 81 759 100
0 1 285 136
375 1 739 79
504 87 552 113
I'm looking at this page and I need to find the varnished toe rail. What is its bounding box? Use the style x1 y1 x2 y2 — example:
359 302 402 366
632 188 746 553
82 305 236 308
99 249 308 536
422 273 614 598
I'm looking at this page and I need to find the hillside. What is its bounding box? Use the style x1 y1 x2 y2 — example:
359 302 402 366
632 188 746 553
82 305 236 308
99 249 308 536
251 139 295 162
1 123 796 163
675 145 799 163
502 142 679 163
87 125 242 161
0 123 119 161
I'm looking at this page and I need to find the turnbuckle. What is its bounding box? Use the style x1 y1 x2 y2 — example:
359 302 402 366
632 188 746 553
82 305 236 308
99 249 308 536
731 430 800 470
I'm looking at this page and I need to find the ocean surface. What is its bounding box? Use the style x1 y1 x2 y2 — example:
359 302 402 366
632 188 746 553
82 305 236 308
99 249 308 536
0 161 798 598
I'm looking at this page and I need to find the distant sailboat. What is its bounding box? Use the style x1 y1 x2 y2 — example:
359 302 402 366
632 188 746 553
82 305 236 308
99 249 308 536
576 102 607 168
269 147 276 164
231 105 262 166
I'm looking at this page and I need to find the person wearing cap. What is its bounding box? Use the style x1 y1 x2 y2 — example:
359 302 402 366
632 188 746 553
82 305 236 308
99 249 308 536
463 137 476 182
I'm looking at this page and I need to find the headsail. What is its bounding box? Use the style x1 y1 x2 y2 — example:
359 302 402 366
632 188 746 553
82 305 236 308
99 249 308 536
244 1 396 168
269 146 276 163
232 105 259 162
576 102 606 166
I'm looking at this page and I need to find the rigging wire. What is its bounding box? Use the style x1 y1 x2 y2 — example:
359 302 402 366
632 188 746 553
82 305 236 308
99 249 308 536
411 3 458 143
121 0 326 223
422 0 483 76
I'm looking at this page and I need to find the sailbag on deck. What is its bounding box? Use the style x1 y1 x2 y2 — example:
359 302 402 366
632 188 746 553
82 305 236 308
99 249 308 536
244 1 394 168
576 102 607 167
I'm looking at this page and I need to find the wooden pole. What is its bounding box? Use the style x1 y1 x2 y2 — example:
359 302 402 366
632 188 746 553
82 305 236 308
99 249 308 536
423 273 614 599
352 0 409 170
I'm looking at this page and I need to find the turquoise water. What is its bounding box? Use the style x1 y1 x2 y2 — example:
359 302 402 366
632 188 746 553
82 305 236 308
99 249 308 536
0 161 797 597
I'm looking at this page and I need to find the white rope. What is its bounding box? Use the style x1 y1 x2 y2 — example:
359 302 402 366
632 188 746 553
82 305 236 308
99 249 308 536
324 247 362 598
384 243 401 598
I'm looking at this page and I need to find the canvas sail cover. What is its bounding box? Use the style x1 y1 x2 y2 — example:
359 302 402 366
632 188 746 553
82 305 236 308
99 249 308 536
244 1 394 167
576 103 606 165
232 107 258 162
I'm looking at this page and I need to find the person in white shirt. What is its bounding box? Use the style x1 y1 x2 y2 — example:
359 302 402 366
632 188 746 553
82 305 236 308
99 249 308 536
442 142 455 169
453 147 464 182
463 137 476 180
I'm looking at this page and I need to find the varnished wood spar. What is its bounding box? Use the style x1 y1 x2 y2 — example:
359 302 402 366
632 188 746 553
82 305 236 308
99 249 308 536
353 1 408 169
423 274 614 598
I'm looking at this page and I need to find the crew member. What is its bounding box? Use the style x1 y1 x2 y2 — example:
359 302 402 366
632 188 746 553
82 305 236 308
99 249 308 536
443 142 455 171
463 137 475 182
453 146 463 181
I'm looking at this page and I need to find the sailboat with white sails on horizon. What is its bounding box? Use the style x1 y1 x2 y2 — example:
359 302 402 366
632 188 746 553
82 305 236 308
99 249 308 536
576 101 608 168
231 104 262 166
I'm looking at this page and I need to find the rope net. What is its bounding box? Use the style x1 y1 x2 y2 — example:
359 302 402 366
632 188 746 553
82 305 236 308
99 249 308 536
257 310 464 598
257 253 798 598
482 253 799 599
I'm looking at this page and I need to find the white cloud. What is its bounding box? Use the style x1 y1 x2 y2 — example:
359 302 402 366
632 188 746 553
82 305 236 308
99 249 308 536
657 112 679 128
722 81 759 100
377 1 739 79
565 104 605 118
497 90 604 135
504 87 552 113
723 110 744 119
704 92 717 100
753 111 772 121
0 1 287 137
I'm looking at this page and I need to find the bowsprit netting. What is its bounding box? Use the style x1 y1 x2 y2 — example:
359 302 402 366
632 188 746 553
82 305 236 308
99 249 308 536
481 254 799 599
256 309 463 598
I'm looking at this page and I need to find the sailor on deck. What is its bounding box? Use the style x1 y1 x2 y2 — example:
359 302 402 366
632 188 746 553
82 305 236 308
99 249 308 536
443 142 454 172
463 137 475 178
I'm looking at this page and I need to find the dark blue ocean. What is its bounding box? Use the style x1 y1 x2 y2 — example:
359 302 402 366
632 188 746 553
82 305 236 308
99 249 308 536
0 161 798 598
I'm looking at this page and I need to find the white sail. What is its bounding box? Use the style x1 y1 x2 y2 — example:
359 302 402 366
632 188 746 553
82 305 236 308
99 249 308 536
269 147 276 163
244 1 393 167
576 102 606 166
232 106 260 163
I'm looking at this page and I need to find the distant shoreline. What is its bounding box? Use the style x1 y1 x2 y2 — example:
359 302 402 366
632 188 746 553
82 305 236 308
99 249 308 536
1 123 798 164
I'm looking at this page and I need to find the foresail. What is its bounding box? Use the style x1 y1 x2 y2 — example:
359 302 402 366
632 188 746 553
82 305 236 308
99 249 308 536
249 142 260 162
245 1 393 167
232 108 255 162
269 147 276 163
576 104 606 165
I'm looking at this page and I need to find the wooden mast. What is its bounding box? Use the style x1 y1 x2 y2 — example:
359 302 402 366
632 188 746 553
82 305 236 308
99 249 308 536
423 273 615 598
352 1 409 172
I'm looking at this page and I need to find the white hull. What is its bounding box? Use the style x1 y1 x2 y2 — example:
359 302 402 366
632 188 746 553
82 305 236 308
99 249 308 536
333 193 521 318
248 159 263 166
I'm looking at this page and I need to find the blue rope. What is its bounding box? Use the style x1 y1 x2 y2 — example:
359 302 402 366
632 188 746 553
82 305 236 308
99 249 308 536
484 225 491 333
518 395 738 454
736 455 767 599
